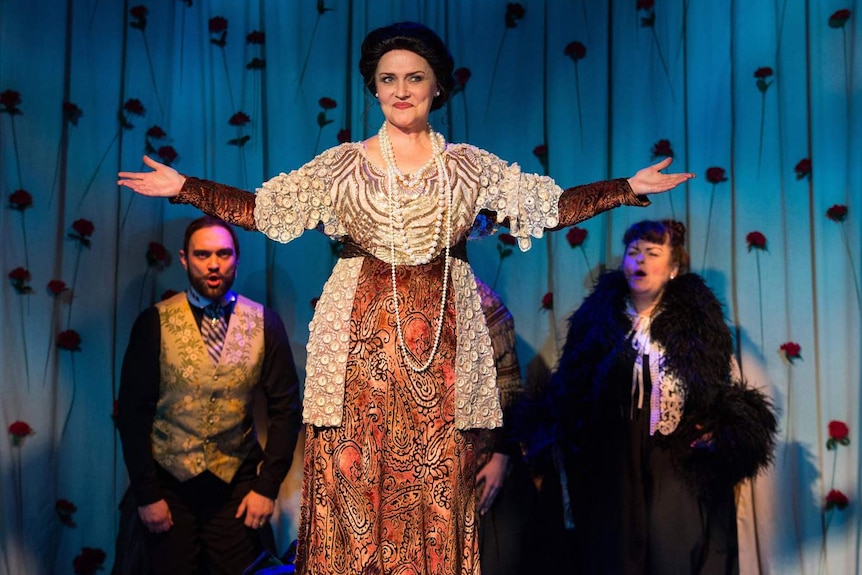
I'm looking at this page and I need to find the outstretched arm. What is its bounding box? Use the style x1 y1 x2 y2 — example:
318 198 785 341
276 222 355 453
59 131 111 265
555 157 694 229
118 155 258 230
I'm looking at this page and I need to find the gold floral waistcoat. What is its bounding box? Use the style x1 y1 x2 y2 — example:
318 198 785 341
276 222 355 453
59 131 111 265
152 292 264 483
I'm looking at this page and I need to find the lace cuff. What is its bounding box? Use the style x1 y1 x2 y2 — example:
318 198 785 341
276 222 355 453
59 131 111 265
555 178 650 229
170 177 258 231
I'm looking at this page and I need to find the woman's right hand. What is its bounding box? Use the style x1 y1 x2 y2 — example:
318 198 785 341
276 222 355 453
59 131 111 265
118 155 185 198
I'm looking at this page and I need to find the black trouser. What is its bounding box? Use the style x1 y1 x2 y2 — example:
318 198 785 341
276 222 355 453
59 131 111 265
143 458 273 575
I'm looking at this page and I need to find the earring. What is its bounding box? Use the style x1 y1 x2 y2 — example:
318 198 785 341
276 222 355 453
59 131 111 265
375 92 379 98
435 91 440 97
670 274 676 280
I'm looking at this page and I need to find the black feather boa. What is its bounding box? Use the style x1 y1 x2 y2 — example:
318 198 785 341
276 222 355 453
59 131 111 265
546 270 777 491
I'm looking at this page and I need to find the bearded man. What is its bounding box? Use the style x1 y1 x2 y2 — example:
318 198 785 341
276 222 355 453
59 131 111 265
117 216 301 574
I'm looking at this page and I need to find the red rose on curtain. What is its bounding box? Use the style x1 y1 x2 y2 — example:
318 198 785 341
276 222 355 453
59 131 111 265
829 9 852 27
779 341 801 363
157 146 178 165
56 498 78 527
541 292 554 310
827 420 851 447
9 189 32 210
63 101 83 125
9 267 34 295
209 15 228 44
146 125 166 139
48 279 68 295
229 112 250 127
0 88 22 114
794 158 811 180
337 128 351 144
746 231 767 251
565 226 587 247
705 167 727 183
57 330 82 352
825 489 849 511
73 547 107 575
827 204 848 222
651 139 674 159
8 421 33 446
68 219 95 248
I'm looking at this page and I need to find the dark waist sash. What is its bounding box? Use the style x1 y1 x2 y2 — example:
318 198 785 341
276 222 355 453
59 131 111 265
339 236 468 263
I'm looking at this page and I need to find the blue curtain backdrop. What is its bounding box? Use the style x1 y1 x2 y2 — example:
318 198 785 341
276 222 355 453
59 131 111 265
1 0 860 573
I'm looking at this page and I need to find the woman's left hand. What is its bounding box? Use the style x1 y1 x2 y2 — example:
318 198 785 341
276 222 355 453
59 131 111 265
627 157 695 195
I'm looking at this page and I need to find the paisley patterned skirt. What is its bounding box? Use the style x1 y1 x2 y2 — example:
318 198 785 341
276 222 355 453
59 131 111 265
295 256 479 575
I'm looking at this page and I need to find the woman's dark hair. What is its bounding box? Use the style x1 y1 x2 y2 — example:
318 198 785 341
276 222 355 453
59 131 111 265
183 215 240 259
359 21 455 111
622 219 689 274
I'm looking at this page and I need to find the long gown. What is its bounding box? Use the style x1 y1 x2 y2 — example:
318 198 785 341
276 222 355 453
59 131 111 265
571 354 738 575
175 138 647 574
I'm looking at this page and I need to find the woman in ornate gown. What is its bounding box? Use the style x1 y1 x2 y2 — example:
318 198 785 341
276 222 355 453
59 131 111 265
118 21 694 575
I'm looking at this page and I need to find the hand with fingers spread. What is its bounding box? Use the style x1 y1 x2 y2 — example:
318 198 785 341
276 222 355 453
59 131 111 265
118 155 186 198
627 157 695 196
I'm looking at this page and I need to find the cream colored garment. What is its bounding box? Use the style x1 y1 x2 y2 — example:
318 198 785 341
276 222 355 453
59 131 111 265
625 302 686 436
253 141 564 429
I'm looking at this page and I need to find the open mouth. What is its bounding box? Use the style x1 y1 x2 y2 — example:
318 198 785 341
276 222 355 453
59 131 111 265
633 270 646 277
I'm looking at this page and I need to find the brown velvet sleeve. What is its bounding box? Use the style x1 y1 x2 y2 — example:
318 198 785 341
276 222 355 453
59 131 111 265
169 176 259 231
553 178 650 230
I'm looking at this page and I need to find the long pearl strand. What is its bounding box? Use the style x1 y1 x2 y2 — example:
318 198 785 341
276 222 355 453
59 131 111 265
381 121 453 373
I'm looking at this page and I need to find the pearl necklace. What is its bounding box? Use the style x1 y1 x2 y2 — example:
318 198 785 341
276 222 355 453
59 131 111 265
380 121 453 373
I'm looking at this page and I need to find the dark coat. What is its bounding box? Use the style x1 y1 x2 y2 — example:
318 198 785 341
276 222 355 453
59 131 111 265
550 270 777 491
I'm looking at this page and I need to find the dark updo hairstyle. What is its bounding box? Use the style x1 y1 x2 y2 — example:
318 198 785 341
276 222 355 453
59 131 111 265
358 21 455 111
622 219 689 275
